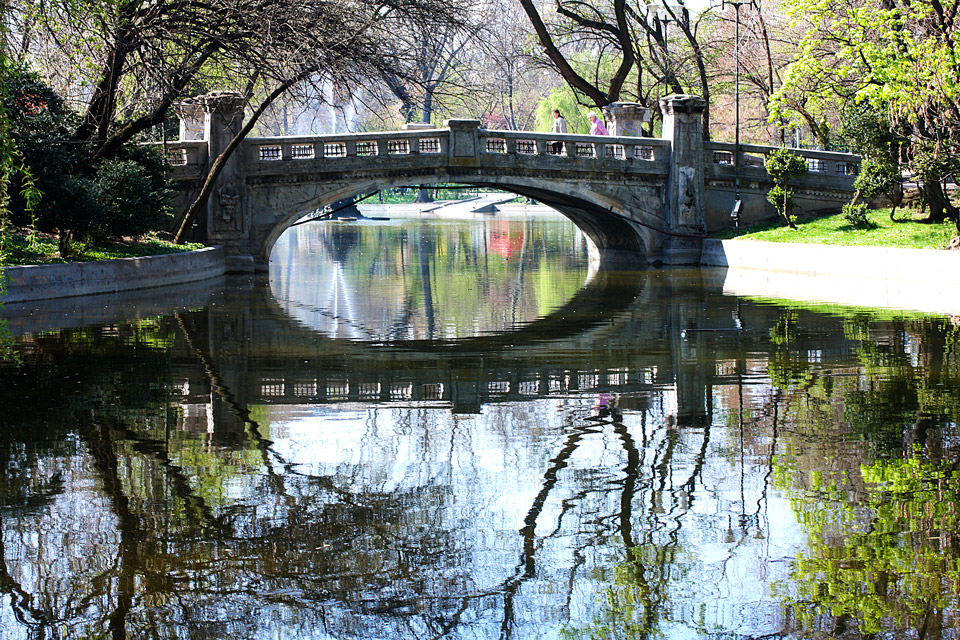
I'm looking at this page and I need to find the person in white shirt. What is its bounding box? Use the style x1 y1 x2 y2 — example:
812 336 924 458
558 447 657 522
550 109 567 154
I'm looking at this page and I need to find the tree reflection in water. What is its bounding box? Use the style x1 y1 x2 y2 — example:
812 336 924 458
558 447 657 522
1 222 960 638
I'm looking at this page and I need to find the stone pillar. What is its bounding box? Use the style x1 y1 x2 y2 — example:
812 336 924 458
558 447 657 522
444 119 482 164
176 102 205 141
175 91 253 272
602 102 651 137
660 94 706 265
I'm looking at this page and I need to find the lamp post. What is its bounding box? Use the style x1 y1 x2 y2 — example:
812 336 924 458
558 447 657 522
650 3 680 98
723 0 745 227
658 7 670 97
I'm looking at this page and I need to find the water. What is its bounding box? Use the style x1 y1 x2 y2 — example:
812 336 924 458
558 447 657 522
1 210 959 639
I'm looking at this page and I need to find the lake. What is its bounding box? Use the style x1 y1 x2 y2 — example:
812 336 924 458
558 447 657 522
1 208 958 639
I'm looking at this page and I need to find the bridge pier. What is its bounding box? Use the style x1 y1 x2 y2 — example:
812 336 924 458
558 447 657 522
660 95 707 265
175 91 256 272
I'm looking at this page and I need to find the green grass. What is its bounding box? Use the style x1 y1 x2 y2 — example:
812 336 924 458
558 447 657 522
713 207 957 250
2 228 204 266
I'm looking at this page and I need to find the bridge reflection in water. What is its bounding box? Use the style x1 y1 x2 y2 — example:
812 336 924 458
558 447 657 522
2 215 960 640
267 210 596 342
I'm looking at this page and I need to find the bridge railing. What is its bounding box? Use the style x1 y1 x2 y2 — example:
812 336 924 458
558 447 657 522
140 140 208 170
477 130 669 165
245 127 670 170
247 129 449 162
704 141 860 183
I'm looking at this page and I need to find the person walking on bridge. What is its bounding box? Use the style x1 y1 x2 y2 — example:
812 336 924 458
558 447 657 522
550 109 567 154
587 111 609 136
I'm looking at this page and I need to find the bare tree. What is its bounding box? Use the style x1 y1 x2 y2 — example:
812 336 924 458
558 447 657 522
10 0 466 161
517 0 719 138
171 0 469 240
469 0 553 130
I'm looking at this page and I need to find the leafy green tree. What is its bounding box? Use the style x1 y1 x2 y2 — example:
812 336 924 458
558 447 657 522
840 102 902 220
764 148 807 229
773 0 960 229
535 85 591 135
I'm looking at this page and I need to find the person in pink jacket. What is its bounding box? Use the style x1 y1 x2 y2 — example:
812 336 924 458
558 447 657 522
587 111 609 136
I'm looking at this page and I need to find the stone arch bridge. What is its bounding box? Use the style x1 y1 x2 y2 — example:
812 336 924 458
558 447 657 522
165 93 859 272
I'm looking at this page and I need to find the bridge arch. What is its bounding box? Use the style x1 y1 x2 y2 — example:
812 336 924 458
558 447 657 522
256 171 661 269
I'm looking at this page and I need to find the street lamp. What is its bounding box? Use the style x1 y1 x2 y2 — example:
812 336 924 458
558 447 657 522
650 2 681 98
657 7 671 97
722 0 746 227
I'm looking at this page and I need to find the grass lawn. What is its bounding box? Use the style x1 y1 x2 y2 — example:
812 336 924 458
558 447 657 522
2 227 204 266
712 207 958 250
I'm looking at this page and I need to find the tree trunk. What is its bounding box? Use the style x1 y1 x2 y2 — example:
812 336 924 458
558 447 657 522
75 25 134 146
679 21 711 140
422 87 434 125
91 43 220 160
784 189 796 229
889 181 902 221
517 0 610 107
924 180 950 223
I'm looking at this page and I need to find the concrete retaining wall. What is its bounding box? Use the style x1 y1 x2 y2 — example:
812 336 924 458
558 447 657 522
702 239 960 315
1 246 225 303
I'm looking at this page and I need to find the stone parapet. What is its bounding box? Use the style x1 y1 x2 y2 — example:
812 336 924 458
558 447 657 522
1 247 225 303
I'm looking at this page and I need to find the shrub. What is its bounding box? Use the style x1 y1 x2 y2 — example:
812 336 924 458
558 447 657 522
3 65 173 252
842 202 871 228
854 157 898 200
765 148 808 229
766 185 795 224
92 158 172 240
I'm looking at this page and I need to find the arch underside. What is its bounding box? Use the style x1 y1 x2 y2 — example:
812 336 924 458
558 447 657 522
249 168 666 268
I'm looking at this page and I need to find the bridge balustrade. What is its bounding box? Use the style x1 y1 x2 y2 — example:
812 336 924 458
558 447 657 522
244 127 669 169
703 141 860 180
246 364 669 408
152 140 207 170
476 129 666 164
248 129 450 164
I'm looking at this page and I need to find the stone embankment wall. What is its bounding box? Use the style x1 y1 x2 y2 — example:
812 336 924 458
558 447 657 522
702 239 960 315
2 247 225 303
